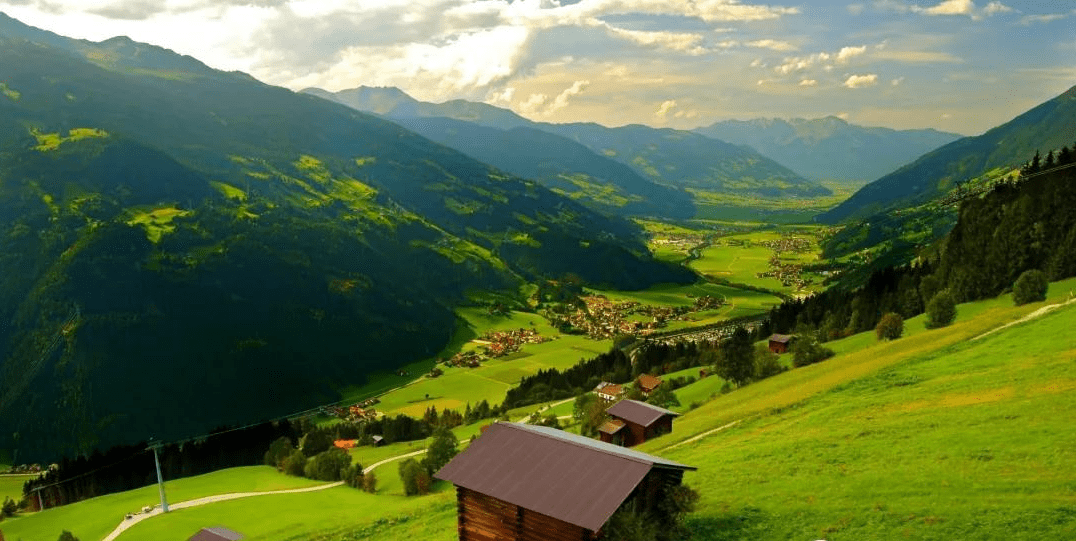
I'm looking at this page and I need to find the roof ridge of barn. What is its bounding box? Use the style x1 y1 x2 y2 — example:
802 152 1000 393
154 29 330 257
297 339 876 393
504 422 692 469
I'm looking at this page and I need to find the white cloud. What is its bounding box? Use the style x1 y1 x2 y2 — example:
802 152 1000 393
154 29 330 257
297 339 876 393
922 0 975 16
983 1 1013 16
836 45 867 62
518 93 550 116
655 100 677 118
799 79 817 86
603 25 707 55
746 39 797 52
847 3 866 15
843 73 879 88
1019 13 1068 26
486 86 516 105
891 76 905 86
548 80 590 114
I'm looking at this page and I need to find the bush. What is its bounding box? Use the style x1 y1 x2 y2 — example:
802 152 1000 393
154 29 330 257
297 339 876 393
422 426 459 476
753 344 785 381
343 464 364 488
58 532 80 541
1013 269 1048 305
875 312 904 341
362 471 378 493
399 458 431 496
301 429 334 457
264 436 294 469
282 449 307 477
2 496 17 518
304 449 352 482
925 290 957 329
791 338 834 368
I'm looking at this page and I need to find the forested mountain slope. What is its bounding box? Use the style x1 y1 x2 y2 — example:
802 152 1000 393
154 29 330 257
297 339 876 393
0 13 690 461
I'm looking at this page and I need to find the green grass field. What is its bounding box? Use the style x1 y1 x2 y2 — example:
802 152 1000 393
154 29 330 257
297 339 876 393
689 230 823 295
590 282 782 327
0 474 33 506
0 467 325 541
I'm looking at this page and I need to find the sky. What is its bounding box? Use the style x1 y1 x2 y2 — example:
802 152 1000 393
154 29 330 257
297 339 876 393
1 0 1074 135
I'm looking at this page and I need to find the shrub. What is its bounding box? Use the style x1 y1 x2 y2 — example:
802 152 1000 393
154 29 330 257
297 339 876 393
343 464 364 488
875 312 904 340
2 496 17 518
58 532 80 541
264 436 294 469
305 449 352 481
362 471 378 493
791 338 834 368
282 449 307 477
399 458 431 496
1013 269 1048 306
925 290 957 329
422 426 459 476
753 344 785 381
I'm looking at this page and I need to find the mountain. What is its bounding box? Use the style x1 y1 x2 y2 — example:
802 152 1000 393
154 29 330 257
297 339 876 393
695 117 961 184
819 84 1076 223
0 13 692 460
306 87 832 205
389 117 696 219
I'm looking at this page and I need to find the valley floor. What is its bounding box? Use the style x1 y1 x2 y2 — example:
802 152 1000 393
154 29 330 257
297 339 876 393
6 280 1076 540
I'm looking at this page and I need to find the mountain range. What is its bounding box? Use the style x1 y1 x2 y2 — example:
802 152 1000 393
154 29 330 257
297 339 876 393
0 13 692 460
304 86 833 213
820 84 1076 223
695 117 961 185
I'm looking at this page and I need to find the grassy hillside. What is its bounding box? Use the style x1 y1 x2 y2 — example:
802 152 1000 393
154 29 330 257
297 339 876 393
7 279 1072 540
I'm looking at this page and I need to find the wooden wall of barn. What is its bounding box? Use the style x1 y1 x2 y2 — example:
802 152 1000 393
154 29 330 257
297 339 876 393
456 487 597 541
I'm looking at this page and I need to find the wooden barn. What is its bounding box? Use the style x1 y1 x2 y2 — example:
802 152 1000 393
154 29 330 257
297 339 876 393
601 399 678 447
435 422 696 541
189 526 243 541
635 374 663 396
768 334 793 354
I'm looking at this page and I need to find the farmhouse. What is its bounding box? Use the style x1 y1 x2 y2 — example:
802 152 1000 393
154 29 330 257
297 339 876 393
768 333 793 354
593 382 624 403
602 399 678 447
636 374 663 396
189 526 243 541
435 422 696 540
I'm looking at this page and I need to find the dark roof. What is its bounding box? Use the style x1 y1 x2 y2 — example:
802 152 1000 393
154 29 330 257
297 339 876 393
189 527 243 541
769 334 793 343
435 422 694 532
607 400 678 428
598 419 626 434
636 374 663 391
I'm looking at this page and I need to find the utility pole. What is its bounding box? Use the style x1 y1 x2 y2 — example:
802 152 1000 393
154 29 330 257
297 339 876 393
148 441 169 513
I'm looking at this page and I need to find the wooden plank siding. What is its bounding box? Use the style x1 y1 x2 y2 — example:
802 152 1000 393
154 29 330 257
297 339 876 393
457 487 597 541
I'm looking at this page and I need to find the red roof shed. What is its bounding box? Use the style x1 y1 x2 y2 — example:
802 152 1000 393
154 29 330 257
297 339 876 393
605 399 679 447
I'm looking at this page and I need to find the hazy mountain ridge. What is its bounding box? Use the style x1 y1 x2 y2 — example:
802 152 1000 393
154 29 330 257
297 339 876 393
819 84 1076 223
0 14 692 460
696 116 961 184
305 86 832 202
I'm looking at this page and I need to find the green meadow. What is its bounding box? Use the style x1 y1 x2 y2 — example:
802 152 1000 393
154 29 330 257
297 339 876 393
0 474 32 506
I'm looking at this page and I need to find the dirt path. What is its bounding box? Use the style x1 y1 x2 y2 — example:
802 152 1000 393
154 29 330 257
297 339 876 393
362 449 427 473
660 419 742 451
101 481 343 541
972 296 1076 342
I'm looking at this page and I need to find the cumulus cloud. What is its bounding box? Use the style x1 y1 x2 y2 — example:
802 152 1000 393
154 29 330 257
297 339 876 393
548 80 590 114
746 39 797 51
1019 13 1070 26
891 76 905 85
836 45 867 62
799 79 817 86
983 1 1013 15
843 73 879 88
922 0 974 16
655 99 677 118
771 44 865 76
604 25 708 55
873 0 1015 19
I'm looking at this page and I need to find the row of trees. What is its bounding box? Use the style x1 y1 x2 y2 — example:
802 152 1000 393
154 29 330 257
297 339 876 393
772 161 1075 343
1019 143 1076 175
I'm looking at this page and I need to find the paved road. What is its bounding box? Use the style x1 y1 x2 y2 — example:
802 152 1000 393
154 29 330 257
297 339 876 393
100 481 343 541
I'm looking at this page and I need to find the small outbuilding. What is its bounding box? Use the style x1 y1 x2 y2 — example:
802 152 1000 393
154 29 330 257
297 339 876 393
435 422 696 540
604 399 678 447
593 382 624 403
768 334 793 354
189 526 243 541
636 374 663 396
371 435 385 447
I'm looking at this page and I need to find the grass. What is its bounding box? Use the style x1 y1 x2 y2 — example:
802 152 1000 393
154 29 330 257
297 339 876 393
591 282 782 328
31 128 108 151
0 474 33 505
13 279 1076 540
689 230 823 295
125 206 191 243
0 467 324 541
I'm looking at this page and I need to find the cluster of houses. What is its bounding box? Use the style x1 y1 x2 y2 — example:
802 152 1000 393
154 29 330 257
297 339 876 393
476 328 550 357
323 398 381 421
1 463 53 474
545 295 725 340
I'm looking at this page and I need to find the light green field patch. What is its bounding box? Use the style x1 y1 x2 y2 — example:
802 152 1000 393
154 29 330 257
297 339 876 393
0 82 20 100
354 156 376 167
32 128 109 151
507 232 540 247
211 181 247 201
126 206 191 243
444 197 483 215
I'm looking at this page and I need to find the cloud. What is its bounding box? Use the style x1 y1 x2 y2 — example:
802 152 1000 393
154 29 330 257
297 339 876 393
603 25 707 55
1019 13 1069 26
873 50 962 63
836 45 867 62
486 86 516 105
518 93 550 116
982 1 1013 16
843 73 879 88
799 79 817 86
847 3 866 15
922 0 974 16
548 79 590 114
745 39 797 52
891 76 905 86
655 99 677 118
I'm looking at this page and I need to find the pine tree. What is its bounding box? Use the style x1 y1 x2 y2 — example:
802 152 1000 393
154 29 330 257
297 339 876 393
1045 150 1055 168
1031 150 1041 173
1059 146 1072 166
